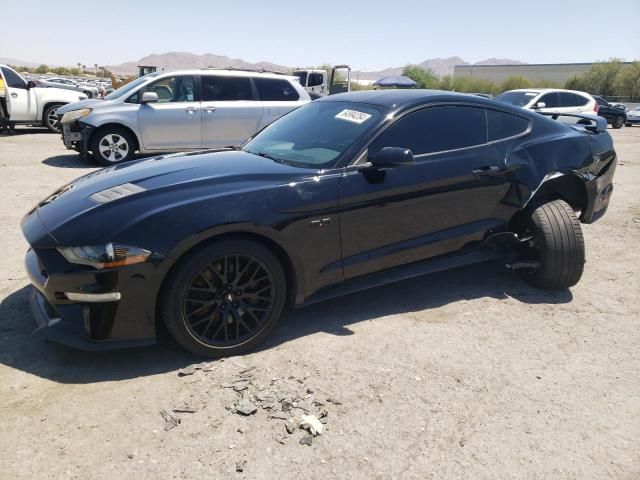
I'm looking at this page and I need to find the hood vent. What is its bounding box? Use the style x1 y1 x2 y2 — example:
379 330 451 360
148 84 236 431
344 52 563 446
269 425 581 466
90 183 146 204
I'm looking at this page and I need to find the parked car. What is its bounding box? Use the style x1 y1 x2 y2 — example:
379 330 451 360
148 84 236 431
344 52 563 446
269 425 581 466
22 90 616 356
625 106 640 126
495 88 598 116
592 96 628 129
37 77 99 99
0 64 88 132
56 69 310 165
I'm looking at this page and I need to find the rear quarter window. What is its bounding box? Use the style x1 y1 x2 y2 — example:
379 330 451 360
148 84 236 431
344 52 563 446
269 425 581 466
487 110 530 142
254 78 300 101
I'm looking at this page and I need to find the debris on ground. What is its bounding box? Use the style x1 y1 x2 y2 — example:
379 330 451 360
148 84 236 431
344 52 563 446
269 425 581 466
235 399 258 416
285 421 296 434
300 415 324 436
235 459 246 472
326 397 342 405
300 433 313 446
160 410 181 431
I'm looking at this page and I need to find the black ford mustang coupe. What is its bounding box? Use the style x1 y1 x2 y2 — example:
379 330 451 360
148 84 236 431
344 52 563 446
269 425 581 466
22 90 616 356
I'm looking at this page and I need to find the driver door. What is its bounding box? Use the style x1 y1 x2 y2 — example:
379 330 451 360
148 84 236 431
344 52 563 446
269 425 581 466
137 75 201 150
1 66 36 121
338 105 515 279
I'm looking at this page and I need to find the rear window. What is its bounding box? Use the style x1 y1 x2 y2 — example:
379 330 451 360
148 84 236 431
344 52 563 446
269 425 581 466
487 110 530 141
254 78 300 101
202 75 253 101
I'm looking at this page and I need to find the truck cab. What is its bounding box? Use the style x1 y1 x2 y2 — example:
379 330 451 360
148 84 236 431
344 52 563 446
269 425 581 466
0 64 87 132
292 65 351 99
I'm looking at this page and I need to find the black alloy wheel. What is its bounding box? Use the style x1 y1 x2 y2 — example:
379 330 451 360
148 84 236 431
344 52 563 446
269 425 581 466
161 239 286 357
183 254 275 347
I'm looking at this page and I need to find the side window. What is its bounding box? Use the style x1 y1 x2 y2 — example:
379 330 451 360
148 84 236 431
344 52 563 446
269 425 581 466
595 96 607 106
487 110 529 141
308 73 324 87
144 76 196 103
1 67 27 89
202 75 253 101
254 78 300 101
539 92 560 108
368 106 487 158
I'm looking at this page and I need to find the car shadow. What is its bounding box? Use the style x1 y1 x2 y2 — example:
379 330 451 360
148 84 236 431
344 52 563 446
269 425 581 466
0 262 572 385
42 154 95 169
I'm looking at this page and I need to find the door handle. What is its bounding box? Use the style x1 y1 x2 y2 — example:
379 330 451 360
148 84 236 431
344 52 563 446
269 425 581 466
184 107 199 112
10 92 18 98
472 165 503 175
204 106 216 112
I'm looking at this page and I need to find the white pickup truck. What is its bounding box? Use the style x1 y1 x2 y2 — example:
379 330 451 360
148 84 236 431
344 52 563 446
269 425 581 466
1 64 88 132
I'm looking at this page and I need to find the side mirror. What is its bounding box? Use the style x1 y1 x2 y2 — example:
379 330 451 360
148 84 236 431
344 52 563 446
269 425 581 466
141 91 159 104
370 147 414 168
27 80 36 89
534 101 546 109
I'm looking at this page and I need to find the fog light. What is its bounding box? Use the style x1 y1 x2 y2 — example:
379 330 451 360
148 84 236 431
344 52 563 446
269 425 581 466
65 292 121 302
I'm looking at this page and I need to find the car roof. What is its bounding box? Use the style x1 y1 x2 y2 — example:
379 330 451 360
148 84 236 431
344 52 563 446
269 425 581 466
152 68 297 81
316 89 500 110
503 88 592 96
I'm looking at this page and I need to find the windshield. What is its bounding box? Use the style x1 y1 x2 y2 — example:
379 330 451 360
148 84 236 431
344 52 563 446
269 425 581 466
495 91 539 107
104 73 160 100
243 101 387 168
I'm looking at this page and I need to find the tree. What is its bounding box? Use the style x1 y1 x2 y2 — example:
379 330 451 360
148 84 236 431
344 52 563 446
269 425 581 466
615 62 640 100
94 63 98 74
35 64 49 74
402 65 439 89
500 76 532 92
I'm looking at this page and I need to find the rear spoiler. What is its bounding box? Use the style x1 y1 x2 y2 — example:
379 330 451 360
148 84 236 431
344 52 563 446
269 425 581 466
537 112 607 133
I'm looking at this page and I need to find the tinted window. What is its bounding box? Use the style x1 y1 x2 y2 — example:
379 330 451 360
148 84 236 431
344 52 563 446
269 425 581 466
202 75 252 101
369 106 487 157
293 71 307 86
595 96 607 106
560 93 589 107
539 92 560 108
1 67 27 88
254 78 300 101
487 110 529 141
308 72 324 87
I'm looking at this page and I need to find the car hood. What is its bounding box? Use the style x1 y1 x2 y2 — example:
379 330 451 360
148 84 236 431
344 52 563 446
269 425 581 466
56 98 106 114
22 150 319 247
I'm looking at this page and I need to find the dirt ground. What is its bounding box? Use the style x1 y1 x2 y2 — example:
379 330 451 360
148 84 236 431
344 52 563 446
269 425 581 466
0 126 638 480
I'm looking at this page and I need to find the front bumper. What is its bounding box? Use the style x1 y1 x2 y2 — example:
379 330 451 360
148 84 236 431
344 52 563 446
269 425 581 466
61 121 93 157
581 155 617 224
24 247 156 351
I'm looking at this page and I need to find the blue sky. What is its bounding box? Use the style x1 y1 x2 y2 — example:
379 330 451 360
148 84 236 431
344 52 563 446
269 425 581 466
1 0 638 70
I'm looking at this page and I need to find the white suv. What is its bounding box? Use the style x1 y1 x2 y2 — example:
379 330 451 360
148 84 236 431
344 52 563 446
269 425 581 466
0 65 88 132
494 88 598 116
56 69 310 165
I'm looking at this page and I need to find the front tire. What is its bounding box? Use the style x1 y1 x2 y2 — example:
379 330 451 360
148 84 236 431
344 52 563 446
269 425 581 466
520 200 585 289
90 127 136 165
43 103 64 133
160 239 286 357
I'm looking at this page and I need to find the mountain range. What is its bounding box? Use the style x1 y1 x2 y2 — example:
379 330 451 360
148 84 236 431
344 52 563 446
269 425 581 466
1 52 526 78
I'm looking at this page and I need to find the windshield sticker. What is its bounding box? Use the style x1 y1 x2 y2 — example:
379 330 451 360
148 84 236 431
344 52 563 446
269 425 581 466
335 109 372 124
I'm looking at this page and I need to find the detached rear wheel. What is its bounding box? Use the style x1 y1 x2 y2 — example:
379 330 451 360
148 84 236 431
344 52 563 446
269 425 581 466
90 127 135 165
520 199 585 289
160 239 286 357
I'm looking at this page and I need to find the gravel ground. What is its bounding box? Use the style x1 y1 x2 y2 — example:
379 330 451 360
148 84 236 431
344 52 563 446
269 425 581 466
0 127 639 480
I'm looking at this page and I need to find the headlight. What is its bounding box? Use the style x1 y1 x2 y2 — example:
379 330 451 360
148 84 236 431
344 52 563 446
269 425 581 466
61 108 92 124
58 243 151 269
